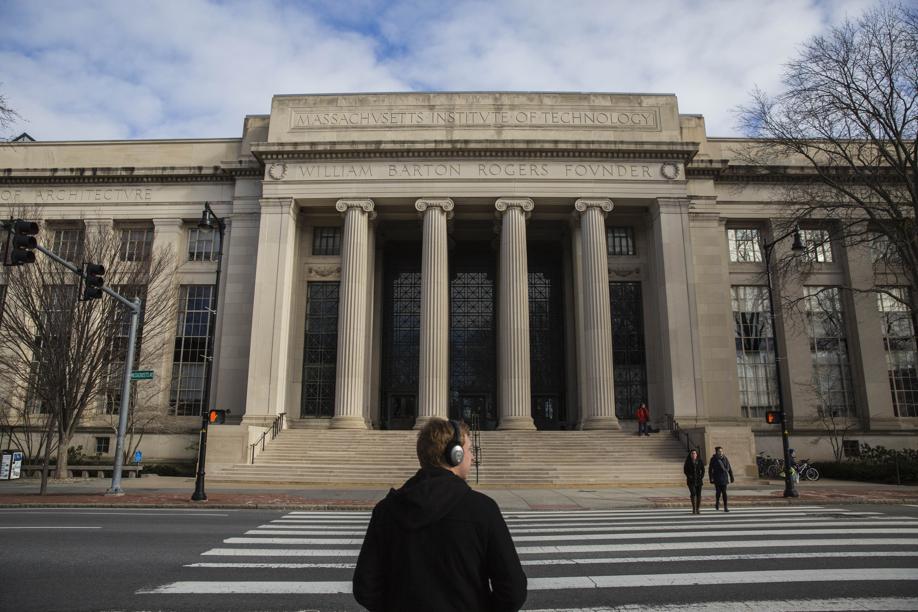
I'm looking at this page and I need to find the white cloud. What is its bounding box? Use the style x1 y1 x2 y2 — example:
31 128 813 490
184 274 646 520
0 0 883 140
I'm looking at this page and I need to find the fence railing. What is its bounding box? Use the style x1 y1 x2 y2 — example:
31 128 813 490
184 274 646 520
469 414 481 484
249 412 286 464
670 417 696 453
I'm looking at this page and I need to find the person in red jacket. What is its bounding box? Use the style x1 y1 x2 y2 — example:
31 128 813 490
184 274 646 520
353 418 527 612
636 402 650 436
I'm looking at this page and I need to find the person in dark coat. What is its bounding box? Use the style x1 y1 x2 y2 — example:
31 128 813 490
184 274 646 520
683 449 705 514
353 418 527 612
708 446 735 512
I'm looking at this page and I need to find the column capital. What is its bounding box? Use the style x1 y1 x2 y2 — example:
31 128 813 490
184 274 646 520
495 198 534 215
152 218 184 230
415 198 454 218
258 198 296 215
336 198 375 215
574 198 614 215
654 197 691 214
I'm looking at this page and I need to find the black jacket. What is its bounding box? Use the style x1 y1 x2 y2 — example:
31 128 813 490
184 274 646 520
709 454 734 486
683 454 705 489
353 467 527 612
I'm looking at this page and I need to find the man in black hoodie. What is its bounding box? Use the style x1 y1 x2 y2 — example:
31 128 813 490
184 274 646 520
353 418 527 611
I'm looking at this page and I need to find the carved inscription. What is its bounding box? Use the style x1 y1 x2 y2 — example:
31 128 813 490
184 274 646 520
279 161 679 181
0 187 154 203
291 107 660 130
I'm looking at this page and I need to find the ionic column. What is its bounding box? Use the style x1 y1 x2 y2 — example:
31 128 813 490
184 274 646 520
331 199 375 429
495 198 536 430
575 198 621 430
414 198 453 429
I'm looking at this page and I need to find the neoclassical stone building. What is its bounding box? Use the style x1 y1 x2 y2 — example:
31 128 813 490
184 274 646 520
1 92 915 466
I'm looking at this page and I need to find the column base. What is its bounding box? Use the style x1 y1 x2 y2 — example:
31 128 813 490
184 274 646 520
498 416 537 430
330 416 369 429
581 416 622 430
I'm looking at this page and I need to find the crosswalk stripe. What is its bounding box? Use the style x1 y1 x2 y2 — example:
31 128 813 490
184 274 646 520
521 551 918 565
518 537 918 554
225 527 918 546
527 568 918 590
185 550 918 570
526 597 918 611
511 527 918 542
245 520 918 537
137 568 918 595
200 537 918 558
501 506 838 516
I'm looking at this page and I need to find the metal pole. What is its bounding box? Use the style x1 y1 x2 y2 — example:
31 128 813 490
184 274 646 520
191 205 224 501
763 241 799 498
107 297 142 495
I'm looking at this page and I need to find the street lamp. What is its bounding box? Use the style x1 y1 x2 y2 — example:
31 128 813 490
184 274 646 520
761 224 805 498
191 202 225 502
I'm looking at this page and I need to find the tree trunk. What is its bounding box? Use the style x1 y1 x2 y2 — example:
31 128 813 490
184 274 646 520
39 432 53 495
54 438 70 481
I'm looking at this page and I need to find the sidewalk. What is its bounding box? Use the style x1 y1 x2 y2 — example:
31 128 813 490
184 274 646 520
1 475 916 511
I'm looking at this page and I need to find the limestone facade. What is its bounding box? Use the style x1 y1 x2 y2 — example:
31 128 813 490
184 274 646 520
1 93 916 468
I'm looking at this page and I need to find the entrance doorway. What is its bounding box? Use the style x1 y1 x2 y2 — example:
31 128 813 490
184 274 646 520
380 244 421 429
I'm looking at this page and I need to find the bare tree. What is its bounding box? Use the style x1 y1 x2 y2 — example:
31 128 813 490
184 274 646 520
736 3 918 312
0 213 177 493
0 83 20 139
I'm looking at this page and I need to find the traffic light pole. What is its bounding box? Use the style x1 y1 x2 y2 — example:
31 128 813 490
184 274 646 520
33 244 144 495
761 231 800 499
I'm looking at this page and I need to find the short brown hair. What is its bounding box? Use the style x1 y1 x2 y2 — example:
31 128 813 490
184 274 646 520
416 419 470 469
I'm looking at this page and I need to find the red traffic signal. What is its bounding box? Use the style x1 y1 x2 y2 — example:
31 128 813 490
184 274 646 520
208 409 227 425
765 410 783 425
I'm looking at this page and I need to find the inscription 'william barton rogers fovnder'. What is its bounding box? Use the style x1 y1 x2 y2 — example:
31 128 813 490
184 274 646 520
273 161 677 181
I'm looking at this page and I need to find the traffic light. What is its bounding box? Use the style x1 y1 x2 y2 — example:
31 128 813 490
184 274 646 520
81 263 105 300
4 219 39 266
208 409 228 425
765 410 783 425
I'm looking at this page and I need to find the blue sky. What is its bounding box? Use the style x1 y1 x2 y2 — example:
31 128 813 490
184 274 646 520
0 0 880 140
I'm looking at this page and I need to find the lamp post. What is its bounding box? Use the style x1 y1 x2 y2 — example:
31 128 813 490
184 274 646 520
761 225 805 498
191 202 225 502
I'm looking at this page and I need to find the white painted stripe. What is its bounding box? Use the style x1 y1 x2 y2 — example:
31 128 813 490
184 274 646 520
526 597 918 611
224 537 363 545
509 520 918 534
285 511 369 516
0 507 235 513
138 581 352 594
512 528 918 543
502 506 834 517
527 568 918 590
203 548 359 557
518 538 918 554
201 538 918 558
249 520 918 538
186 562 356 569
248 529 365 536
0 526 101 530
521 551 918 565
503 511 885 523
138 570 918 596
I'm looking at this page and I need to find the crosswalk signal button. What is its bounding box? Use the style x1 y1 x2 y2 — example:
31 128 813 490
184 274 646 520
765 410 783 425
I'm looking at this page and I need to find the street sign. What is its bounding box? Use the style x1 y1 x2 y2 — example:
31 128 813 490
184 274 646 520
130 370 154 381
133 450 142 463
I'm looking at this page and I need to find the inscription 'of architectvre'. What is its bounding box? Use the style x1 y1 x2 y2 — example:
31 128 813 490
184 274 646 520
270 161 679 181
290 106 660 130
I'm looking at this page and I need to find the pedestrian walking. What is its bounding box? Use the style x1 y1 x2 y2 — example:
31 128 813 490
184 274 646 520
709 446 735 512
353 418 527 612
683 449 705 514
636 402 650 436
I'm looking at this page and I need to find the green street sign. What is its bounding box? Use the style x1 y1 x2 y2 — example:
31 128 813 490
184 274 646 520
130 370 155 381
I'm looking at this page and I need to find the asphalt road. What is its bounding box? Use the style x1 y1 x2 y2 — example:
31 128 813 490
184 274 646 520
2 504 917 611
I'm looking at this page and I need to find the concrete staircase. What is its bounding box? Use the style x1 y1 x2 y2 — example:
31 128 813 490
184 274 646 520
208 428 689 487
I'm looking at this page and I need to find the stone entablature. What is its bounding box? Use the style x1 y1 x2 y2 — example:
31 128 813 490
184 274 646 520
267 92 683 143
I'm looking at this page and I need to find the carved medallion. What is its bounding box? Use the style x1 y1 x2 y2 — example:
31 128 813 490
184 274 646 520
660 162 680 180
267 162 288 180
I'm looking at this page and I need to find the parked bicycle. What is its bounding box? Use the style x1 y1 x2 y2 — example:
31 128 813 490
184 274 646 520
756 452 782 478
794 458 820 481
